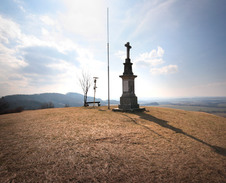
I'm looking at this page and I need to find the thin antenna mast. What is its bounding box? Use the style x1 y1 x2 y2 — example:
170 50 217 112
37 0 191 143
93 77 98 108
107 7 110 110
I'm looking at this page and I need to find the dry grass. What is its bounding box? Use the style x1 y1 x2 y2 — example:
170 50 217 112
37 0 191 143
0 106 225 182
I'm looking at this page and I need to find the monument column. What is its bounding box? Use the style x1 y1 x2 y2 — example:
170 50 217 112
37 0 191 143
115 42 144 112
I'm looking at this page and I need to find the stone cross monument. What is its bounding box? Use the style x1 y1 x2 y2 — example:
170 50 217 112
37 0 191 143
114 42 145 112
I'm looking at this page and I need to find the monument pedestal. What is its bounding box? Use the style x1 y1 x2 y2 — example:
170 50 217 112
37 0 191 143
119 94 139 110
113 42 145 112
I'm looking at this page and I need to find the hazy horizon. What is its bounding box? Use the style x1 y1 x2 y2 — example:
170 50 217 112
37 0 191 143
1 91 226 101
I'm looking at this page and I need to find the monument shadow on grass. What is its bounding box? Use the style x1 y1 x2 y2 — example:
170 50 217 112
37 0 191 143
131 112 226 156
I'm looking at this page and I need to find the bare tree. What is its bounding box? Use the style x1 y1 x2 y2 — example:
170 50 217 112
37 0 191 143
79 71 92 107
41 102 54 109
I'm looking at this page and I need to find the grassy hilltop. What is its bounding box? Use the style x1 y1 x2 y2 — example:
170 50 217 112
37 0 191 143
0 106 225 182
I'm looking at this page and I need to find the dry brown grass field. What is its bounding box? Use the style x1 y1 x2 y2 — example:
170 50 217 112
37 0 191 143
0 106 225 182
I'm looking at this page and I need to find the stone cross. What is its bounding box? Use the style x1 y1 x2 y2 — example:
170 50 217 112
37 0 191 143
112 41 145 112
125 42 132 59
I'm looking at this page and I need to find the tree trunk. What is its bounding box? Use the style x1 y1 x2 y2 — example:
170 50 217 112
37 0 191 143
84 94 87 107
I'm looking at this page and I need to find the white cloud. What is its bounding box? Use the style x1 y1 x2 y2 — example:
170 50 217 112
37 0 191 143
135 46 165 66
0 15 27 69
75 47 105 75
157 46 164 57
134 46 165 73
0 14 76 55
0 43 28 96
150 65 178 75
40 15 55 26
0 44 27 69
41 28 49 36
134 46 178 75
115 50 125 60
58 0 106 41
0 13 107 96
0 15 22 44
0 15 27 95
14 0 26 13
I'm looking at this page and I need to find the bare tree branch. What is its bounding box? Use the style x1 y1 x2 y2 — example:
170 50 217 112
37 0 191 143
78 70 92 106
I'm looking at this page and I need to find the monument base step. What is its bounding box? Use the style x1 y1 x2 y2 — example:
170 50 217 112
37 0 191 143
112 108 146 112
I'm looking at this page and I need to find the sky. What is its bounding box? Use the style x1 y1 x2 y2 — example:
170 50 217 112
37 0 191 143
0 0 226 100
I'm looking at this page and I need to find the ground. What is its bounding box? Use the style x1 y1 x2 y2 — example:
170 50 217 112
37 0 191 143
0 106 225 182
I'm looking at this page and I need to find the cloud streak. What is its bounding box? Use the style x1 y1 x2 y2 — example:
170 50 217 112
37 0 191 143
150 65 178 75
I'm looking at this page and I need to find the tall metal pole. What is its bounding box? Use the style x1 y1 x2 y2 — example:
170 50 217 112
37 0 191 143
107 7 110 110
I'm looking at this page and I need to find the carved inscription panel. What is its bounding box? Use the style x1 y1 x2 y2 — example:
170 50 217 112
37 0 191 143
123 80 129 92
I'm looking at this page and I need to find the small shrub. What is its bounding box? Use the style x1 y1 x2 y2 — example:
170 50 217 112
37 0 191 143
41 102 55 109
65 104 70 107
0 106 24 115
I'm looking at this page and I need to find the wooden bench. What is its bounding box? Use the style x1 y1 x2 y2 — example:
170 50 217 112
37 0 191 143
85 101 101 107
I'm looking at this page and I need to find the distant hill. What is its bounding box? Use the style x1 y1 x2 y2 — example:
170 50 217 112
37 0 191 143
0 92 119 111
2 93 226 117
141 97 226 117
143 102 159 106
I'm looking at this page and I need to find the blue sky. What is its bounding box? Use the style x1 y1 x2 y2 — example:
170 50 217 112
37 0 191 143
0 0 225 100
